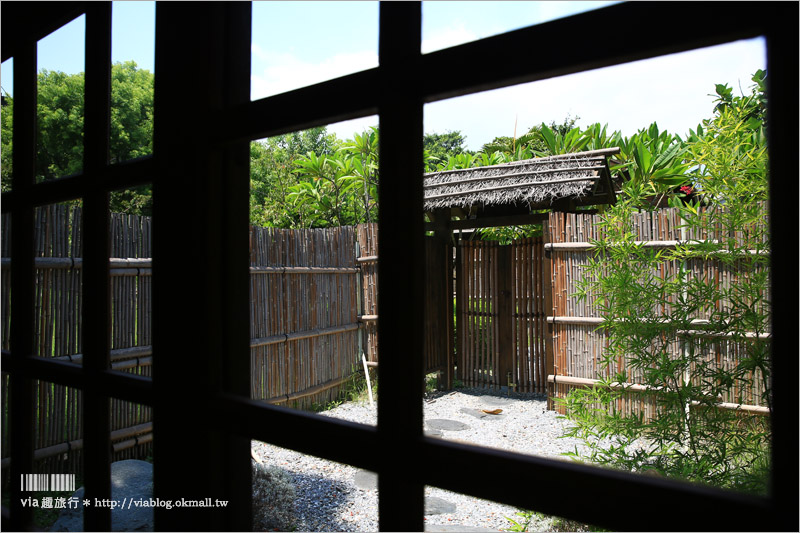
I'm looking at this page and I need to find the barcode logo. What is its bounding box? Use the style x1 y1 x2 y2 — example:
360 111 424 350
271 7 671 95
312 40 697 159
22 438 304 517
21 474 76 492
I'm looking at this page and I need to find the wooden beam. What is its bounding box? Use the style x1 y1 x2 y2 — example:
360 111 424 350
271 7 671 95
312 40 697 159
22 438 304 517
424 212 548 232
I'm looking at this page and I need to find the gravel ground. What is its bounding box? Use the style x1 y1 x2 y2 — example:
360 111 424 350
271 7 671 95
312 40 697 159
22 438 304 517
251 388 590 532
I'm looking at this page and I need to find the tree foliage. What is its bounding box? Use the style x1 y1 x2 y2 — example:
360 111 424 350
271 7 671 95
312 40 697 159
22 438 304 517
0 61 154 212
249 127 341 227
423 130 471 171
561 71 771 494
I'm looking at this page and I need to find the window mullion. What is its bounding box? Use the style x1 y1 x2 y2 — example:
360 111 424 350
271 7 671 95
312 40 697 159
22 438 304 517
8 37 38 532
81 4 113 532
377 2 425 531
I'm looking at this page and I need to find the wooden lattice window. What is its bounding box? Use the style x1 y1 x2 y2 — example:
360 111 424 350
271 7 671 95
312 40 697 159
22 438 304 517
1 3 797 531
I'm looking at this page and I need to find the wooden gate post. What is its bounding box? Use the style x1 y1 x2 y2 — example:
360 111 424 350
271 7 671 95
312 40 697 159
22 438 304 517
497 245 514 391
430 208 454 388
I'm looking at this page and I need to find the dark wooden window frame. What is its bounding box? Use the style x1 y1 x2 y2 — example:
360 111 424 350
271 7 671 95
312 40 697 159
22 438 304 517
1 2 797 531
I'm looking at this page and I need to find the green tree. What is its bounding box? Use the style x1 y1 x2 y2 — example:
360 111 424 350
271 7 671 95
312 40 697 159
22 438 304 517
340 126 379 223
36 69 85 179
249 126 341 227
1 93 12 192
287 151 359 227
1 62 155 213
423 130 470 171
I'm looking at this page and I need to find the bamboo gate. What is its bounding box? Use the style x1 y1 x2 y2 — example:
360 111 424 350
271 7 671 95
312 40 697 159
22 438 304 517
455 237 548 393
545 206 771 416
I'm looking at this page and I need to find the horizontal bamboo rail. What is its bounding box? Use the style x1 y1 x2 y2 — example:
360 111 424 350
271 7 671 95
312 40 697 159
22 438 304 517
250 323 362 348
548 316 715 326
250 265 360 274
358 315 378 322
1 257 153 276
547 316 769 338
0 257 152 269
677 329 772 339
544 240 767 255
2 258 365 275
356 255 378 263
48 345 153 364
547 375 770 415
0 422 153 468
263 373 357 405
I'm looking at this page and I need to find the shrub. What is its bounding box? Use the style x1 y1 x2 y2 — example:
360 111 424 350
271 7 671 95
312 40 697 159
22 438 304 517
561 71 771 493
252 462 296 532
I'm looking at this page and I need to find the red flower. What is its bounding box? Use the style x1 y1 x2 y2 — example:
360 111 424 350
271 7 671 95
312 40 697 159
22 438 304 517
679 185 693 195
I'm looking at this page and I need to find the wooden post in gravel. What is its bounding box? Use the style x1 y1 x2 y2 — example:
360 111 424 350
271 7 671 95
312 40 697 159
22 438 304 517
497 245 514 392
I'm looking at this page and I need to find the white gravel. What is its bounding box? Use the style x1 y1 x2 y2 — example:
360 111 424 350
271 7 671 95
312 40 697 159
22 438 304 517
252 388 589 532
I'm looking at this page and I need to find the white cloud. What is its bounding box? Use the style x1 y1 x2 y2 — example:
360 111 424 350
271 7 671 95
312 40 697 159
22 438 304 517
251 43 378 100
421 24 480 54
425 38 766 150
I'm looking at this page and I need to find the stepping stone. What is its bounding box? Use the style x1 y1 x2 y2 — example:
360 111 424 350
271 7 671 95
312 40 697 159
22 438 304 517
459 407 507 421
353 469 378 491
51 460 154 532
425 429 444 438
479 395 513 406
426 419 470 432
425 496 456 515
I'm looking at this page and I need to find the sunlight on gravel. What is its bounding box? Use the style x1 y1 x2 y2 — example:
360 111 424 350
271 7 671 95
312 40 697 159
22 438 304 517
252 388 586 532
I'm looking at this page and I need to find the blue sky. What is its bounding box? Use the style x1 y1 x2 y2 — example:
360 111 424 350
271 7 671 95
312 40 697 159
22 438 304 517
1 2 766 151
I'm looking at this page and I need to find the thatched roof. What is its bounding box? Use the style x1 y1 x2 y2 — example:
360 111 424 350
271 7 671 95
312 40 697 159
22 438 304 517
423 147 620 212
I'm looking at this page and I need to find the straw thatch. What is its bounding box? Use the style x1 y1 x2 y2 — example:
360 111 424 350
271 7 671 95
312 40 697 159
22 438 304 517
423 148 619 212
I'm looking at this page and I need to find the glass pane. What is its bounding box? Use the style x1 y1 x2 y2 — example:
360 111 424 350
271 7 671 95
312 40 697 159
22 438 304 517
33 203 83 364
111 2 155 165
5 381 84 530
422 1 620 54
422 485 541 531
109 186 153 376
424 38 766 153
421 37 770 497
110 399 153 463
248 119 378 422
251 2 379 100
36 15 85 181
1 209 9 351
251 440 377 531
1 58 12 191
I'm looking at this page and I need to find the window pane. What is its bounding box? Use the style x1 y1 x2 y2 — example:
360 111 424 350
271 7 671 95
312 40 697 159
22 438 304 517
111 2 155 165
424 38 766 153
422 1 619 54
33 203 83 364
251 440 378 531
421 37 770 497
36 16 85 181
248 119 378 416
251 2 379 100
109 186 153 376
1 58 12 191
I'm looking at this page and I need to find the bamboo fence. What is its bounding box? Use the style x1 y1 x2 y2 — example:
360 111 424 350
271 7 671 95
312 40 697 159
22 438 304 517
356 224 379 363
248 224 361 409
1 209 378 481
456 237 547 393
1 205 154 482
546 205 771 417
